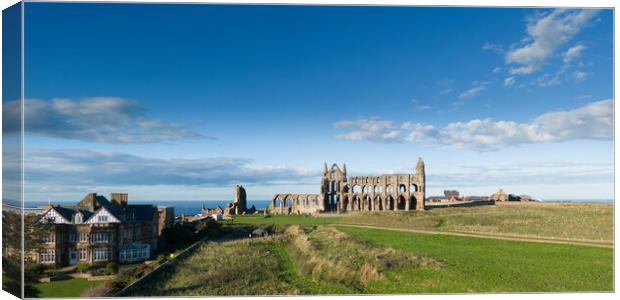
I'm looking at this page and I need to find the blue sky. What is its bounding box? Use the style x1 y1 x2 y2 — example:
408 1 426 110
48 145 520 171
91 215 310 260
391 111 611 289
12 3 613 202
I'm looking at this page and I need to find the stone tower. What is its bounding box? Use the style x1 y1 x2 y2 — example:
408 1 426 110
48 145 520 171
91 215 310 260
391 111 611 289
321 163 347 210
234 185 247 214
415 157 426 210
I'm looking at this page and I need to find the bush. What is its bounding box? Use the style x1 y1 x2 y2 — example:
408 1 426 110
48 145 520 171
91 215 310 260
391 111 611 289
75 263 90 273
24 263 47 278
106 262 118 274
157 254 165 262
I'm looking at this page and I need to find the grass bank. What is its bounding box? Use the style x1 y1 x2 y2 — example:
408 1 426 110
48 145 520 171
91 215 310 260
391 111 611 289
126 227 438 296
127 238 305 296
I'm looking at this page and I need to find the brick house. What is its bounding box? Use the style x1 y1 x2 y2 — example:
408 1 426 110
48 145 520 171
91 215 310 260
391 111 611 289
38 193 160 266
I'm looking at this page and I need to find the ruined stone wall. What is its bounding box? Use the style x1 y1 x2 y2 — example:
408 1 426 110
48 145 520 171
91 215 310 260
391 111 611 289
269 159 426 215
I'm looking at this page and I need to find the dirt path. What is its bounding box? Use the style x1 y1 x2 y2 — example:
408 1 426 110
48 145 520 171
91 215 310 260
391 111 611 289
334 224 614 249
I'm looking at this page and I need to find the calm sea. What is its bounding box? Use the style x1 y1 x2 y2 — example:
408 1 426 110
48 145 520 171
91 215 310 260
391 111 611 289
22 200 272 217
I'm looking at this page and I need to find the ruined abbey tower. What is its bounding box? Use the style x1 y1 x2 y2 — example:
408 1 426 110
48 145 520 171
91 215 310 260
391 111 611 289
270 158 426 214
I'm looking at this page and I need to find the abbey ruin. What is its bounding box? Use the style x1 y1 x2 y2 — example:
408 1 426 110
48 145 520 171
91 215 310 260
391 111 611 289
269 158 426 214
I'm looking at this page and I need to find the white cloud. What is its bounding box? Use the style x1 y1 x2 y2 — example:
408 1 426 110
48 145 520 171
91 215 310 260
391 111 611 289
510 65 540 75
3 97 206 143
505 9 598 75
458 81 490 100
482 42 503 53
334 99 613 151
535 72 562 86
333 118 404 143
22 149 322 199
572 70 590 82
563 43 586 63
504 76 516 87
492 67 503 73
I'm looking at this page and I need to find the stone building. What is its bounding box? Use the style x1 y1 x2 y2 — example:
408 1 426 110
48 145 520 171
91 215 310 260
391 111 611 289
157 206 175 235
270 158 426 214
490 189 509 201
233 185 247 214
37 193 160 266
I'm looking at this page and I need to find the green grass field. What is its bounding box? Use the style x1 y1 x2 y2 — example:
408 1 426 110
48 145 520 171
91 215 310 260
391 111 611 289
339 226 613 293
127 222 613 295
33 278 105 298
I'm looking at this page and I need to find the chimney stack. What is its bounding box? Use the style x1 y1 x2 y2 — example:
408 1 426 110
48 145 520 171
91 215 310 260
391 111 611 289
111 193 128 208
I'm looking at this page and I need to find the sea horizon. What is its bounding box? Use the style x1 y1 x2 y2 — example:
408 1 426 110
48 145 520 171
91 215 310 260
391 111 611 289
9 198 614 217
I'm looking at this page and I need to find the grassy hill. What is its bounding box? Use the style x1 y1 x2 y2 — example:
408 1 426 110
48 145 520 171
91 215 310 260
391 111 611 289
127 202 614 296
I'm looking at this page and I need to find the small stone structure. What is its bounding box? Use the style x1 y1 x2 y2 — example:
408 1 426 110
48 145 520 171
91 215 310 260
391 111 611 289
233 185 247 214
269 158 426 214
214 185 255 218
491 189 537 202
491 189 509 202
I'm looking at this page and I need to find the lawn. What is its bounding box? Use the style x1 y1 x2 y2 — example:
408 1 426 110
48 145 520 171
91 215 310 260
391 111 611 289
33 278 105 298
339 226 613 293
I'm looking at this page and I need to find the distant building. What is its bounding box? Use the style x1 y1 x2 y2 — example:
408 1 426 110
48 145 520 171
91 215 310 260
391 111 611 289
157 206 175 235
37 193 159 266
490 189 509 202
444 190 460 198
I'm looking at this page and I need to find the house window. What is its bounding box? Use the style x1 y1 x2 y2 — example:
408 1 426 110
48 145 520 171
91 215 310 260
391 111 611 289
69 232 76 242
97 215 108 222
91 232 109 243
74 214 82 224
93 248 111 262
39 249 55 263
43 233 55 244
119 244 149 262
79 248 87 261
79 232 88 242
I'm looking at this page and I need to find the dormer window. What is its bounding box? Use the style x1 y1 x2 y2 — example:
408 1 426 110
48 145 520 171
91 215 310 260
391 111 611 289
74 213 83 224
98 215 108 222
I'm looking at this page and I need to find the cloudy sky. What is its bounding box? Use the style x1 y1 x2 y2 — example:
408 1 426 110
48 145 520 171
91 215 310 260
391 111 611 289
10 4 613 202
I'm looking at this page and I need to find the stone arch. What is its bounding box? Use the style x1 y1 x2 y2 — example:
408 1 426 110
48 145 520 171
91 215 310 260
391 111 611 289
364 194 372 211
375 195 383 211
342 196 349 212
283 194 293 209
410 195 417 210
386 185 395 194
342 184 350 193
398 184 407 193
387 195 395 210
397 195 407 210
353 195 361 211
374 185 383 193
363 185 372 193
333 180 343 193
410 184 418 193
352 184 362 194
